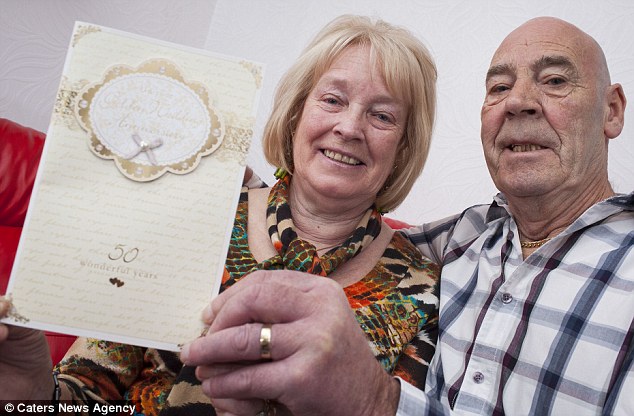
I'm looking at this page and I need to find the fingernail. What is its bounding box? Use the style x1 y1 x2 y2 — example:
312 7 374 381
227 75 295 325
202 304 214 323
180 343 190 363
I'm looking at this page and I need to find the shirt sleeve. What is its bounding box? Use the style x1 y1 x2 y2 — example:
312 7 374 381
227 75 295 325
602 345 634 415
403 214 461 265
396 377 451 415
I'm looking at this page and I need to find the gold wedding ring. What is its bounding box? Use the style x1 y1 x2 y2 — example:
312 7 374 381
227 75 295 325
259 324 273 360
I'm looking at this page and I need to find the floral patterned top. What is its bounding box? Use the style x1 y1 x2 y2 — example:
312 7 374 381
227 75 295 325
56 189 439 415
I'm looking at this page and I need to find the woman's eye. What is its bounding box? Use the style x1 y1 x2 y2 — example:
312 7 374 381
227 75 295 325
376 113 393 123
324 96 340 105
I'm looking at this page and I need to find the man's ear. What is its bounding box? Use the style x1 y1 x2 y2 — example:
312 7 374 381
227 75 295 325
604 83 626 139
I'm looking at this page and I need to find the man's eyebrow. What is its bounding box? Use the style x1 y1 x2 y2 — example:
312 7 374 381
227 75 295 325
485 64 513 82
531 55 577 75
485 55 578 83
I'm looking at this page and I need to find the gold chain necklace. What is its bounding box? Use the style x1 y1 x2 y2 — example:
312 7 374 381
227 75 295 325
520 237 552 248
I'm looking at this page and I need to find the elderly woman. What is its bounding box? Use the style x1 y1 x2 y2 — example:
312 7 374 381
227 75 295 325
0 15 438 416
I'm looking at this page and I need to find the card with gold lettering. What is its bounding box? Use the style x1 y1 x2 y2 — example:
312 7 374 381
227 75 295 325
1 22 263 350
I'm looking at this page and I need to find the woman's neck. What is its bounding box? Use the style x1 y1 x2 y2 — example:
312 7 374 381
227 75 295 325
289 182 373 249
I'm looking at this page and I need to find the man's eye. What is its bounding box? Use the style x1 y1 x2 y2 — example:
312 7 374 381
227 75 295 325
546 77 566 86
489 84 510 94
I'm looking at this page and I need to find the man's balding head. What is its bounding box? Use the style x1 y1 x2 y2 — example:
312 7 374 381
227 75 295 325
480 17 626 215
494 17 611 88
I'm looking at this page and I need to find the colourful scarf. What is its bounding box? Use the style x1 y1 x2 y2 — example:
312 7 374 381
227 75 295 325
258 175 382 276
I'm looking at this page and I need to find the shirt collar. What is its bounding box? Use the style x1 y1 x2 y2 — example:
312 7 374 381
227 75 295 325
485 190 634 224
607 191 634 211
485 193 511 224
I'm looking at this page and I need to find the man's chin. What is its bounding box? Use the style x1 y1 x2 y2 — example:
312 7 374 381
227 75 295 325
496 176 557 200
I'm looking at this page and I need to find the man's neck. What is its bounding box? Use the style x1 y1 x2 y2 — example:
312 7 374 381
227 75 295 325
507 182 615 242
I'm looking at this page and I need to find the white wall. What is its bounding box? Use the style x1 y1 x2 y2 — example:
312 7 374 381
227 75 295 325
0 0 217 130
2 1 633 224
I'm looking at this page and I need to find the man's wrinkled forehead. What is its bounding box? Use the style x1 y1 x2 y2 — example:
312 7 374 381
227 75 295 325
486 53 578 83
486 17 604 77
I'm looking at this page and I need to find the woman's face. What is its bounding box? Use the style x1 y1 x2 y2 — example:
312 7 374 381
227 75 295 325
291 44 407 210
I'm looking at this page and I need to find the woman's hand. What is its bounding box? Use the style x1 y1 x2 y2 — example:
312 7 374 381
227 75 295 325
181 270 400 416
0 298 54 400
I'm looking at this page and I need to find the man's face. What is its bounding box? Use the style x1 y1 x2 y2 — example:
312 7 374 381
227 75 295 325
480 19 611 200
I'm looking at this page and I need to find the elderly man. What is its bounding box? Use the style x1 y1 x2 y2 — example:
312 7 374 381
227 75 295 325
181 16 632 415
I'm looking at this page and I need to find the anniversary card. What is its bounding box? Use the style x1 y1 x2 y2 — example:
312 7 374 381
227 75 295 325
1 22 263 350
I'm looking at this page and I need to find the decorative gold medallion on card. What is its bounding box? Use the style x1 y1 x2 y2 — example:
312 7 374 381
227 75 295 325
76 59 224 181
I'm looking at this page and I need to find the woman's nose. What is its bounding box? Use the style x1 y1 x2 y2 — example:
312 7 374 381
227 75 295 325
334 109 364 140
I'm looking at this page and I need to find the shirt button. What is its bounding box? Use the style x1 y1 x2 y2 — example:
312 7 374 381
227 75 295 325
501 293 513 304
473 372 485 384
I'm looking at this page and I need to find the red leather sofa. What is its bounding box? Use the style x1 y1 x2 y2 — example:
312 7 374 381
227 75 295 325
0 118 77 364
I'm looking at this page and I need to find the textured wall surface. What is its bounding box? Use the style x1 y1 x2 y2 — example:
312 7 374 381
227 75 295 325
2 1 633 224
0 0 217 131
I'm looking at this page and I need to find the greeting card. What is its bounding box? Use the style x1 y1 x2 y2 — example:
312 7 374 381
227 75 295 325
2 22 263 350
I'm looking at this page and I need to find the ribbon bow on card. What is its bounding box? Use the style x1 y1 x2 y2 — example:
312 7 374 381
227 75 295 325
124 133 163 165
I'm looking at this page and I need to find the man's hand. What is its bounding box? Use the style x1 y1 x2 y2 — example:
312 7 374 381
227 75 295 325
0 299 54 400
243 166 254 185
181 270 400 416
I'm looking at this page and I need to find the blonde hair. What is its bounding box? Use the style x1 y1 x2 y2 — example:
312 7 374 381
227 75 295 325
263 14 437 212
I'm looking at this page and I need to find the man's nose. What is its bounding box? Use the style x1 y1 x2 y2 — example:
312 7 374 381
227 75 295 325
505 79 541 117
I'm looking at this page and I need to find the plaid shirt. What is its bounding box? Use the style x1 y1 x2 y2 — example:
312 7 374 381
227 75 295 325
397 192 634 415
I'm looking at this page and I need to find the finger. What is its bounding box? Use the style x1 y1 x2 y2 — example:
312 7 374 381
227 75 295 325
211 284 307 332
200 360 288 401
206 270 326 324
184 322 296 366
0 298 10 317
213 397 269 416
196 362 245 380
186 322 262 365
0 300 12 341
209 276 342 333
243 166 253 183
0 324 8 342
